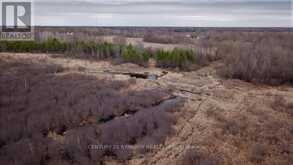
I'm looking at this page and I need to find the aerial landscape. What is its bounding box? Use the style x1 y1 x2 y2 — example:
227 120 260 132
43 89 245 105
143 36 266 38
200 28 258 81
0 0 292 165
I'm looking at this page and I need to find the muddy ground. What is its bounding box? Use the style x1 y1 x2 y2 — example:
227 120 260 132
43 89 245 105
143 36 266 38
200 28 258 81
0 53 292 165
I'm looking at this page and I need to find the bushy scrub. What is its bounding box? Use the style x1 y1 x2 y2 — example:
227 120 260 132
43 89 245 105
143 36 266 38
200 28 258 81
142 49 151 62
122 44 150 66
42 38 67 53
97 42 115 58
66 41 115 59
0 40 40 52
222 41 293 85
155 48 196 70
0 38 201 70
0 38 67 53
68 41 97 57
0 58 181 164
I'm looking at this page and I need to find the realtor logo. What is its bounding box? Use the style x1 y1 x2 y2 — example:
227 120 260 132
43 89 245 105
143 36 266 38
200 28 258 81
1 1 33 40
2 2 31 32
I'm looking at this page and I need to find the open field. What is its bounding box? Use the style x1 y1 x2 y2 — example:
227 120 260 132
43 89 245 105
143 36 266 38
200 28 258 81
0 27 293 165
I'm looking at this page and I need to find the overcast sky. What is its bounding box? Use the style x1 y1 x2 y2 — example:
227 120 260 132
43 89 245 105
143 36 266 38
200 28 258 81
15 0 293 27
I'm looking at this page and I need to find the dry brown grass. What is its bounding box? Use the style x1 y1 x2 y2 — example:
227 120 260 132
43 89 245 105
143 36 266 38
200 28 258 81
180 149 219 165
202 96 293 165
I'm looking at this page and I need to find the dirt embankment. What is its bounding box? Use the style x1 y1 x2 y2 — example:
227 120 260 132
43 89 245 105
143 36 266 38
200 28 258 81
0 53 292 165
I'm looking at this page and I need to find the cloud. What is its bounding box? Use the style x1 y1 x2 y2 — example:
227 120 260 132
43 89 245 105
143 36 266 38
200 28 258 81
31 0 292 27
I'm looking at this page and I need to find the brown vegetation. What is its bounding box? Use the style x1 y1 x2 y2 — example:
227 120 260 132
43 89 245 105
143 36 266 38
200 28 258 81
0 56 183 165
143 32 192 44
180 149 219 165
207 32 293 85
202 96 293 165
1 28 293 165
222 40 293 84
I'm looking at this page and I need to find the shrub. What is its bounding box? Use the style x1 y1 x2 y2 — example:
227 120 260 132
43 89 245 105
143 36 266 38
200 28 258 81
222 41 293 85
155 48 196 70
42 38 67 53
122 44 150 66
98 107 176 160
0 57 182 164
0 40 40 52
142 49 152 62
0 40 8 51
66 41 115 59
0 38 67 53
97 42 115 58
0 38 200 70
113 36 127 56
68 40 97 57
